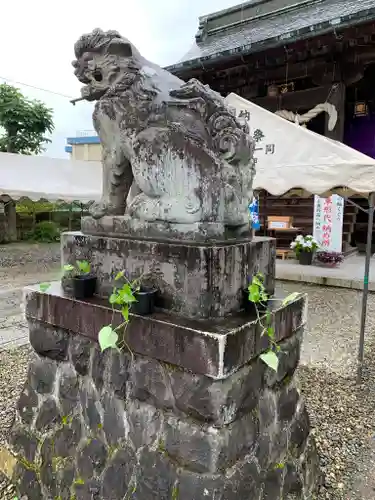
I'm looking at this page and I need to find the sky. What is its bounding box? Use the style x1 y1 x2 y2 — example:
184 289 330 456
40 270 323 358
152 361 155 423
0 0 243 158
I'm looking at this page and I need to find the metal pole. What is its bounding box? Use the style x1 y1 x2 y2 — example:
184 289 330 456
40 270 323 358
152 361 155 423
357 192 375 383
70 97 84 106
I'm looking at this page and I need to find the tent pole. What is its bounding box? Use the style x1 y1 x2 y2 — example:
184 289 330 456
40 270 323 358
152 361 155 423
357 191 375 383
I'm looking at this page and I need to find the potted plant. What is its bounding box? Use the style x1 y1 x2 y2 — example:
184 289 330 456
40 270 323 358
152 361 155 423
110 272 158 316
316 251 343 268
132 286 158 315
290 234 319 265
64 260 97 299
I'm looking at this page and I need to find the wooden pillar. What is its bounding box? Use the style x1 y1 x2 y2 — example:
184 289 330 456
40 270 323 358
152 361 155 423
325 83 346 142
5 200 17 242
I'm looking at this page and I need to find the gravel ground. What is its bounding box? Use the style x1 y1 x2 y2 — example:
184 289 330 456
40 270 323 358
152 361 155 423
0 244 375 498
0 346 30 499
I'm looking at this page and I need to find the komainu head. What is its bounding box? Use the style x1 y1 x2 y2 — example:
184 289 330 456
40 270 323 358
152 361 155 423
72 28 141 101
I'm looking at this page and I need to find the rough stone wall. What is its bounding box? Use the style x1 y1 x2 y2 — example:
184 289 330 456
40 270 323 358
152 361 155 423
9 319 319 500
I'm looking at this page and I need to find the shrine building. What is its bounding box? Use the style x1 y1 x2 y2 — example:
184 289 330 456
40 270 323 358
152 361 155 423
166 0 375 253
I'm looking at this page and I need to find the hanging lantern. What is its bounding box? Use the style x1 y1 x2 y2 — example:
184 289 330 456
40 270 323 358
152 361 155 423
354 101 369 117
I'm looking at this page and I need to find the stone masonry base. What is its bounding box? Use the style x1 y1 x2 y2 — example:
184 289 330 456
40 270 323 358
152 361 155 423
4 285 320 500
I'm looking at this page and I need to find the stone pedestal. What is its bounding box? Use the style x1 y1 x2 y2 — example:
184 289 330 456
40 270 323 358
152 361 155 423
61 230 275 318
3 284 320 499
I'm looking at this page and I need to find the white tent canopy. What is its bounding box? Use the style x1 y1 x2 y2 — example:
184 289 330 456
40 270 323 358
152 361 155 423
225 93 375 197
225 92 375 383
0 152 102 203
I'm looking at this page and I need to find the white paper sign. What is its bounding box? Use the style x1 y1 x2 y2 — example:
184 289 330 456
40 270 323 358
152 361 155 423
313 194 344 252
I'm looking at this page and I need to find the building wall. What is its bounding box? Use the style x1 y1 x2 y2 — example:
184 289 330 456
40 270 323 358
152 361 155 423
68 143 102 162
65 133 102 162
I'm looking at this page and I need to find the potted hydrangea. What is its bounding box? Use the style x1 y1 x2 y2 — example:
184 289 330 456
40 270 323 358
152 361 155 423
290 234 319 265
316 251 344 267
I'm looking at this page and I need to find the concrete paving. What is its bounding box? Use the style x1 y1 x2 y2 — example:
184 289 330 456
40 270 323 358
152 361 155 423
276 254 375 290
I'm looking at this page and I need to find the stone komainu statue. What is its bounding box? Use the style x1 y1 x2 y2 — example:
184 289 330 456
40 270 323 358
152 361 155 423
72 29 255 229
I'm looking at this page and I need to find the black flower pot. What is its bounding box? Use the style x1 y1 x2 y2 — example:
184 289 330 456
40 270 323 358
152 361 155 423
298 251 313 266
72 275 97 299
132 288 158 315
242 289 268 315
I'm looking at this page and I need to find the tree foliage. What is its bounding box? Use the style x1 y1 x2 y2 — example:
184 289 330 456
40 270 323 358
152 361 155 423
0 83 54 154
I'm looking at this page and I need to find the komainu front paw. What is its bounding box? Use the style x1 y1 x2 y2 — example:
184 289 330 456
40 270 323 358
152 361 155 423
89 202 121 219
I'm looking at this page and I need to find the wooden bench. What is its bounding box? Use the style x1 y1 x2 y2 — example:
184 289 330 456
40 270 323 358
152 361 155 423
276 249 293 260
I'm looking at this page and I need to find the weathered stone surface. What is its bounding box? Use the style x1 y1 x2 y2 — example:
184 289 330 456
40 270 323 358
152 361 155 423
39 437 59 498
59 364 79 415
300 437 322 496
101 393 126 446
264 329 303 387
290 404 311 455
56 460 75 499
14 464 42 500
107 349 130 399
17 381 38 425
101 446 137 499
130 357 174 409
262 467 284 500
77 438 107 479
54 416 82 457
177 469 224 500
29 354 56 394
91 346 107 391
24 283 305 378
127 399 163 449
283 460 303 497
165 412 258 473
278 385 300 422
69 336 92 376
10 295 318 499
72 29 254 231
223 458 262 498
62 232 275 319
259 389 277 432
9 426 38 462
28 319 69 361
74 478 101 500
170 361 263 425
80 380 102 432
35 398 60 432
134 449 176 500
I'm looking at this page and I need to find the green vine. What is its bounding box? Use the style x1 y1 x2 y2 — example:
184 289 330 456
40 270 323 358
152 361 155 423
63 260 91 276
247 273 300 372
98 271 142 353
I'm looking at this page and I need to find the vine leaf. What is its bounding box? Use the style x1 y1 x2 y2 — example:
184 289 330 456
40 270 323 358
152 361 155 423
282 292 300 306
98 325 118 351
63 264 75 272
121 306 129 322
115 271 124 281
76 260 91 274
39 282 51 293
260 350 279 371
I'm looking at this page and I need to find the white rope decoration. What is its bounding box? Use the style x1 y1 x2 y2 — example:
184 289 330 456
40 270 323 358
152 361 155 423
275 102 338 131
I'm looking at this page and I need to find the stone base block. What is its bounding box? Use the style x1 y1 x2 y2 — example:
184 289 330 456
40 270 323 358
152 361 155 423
81 215 253 243
61 231 275 319
4 284 320 499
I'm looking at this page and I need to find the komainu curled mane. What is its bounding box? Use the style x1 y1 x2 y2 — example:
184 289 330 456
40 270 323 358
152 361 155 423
72 29 255 230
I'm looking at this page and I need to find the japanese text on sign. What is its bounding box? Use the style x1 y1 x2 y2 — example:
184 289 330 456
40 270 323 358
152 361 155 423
229 107 275 159
313 195 344 252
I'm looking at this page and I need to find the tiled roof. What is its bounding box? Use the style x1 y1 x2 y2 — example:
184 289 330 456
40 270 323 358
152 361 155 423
167 0 375 72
